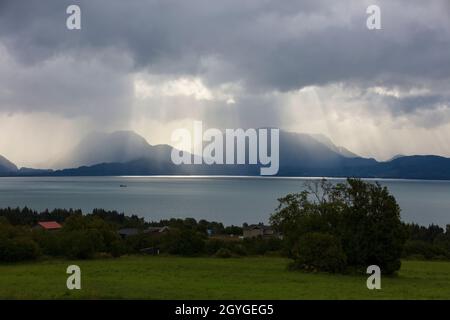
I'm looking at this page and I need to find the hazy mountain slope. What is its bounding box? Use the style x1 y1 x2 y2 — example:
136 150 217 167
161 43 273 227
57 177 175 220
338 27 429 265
277 131 377 175
279 131 343 168
0 155 18 173
310 133 359 158
57 130 173 168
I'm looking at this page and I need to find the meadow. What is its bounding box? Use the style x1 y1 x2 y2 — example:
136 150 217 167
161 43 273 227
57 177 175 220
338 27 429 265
0 256 449 299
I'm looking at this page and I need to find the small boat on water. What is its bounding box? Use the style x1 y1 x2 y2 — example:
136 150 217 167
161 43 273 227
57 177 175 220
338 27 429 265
120 184 127 188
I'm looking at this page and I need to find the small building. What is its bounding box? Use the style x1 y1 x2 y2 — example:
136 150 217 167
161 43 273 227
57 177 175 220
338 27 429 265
243 223 276 239
118 226 170 239
146 226 170 234
118 228 140 238
34 221 62 231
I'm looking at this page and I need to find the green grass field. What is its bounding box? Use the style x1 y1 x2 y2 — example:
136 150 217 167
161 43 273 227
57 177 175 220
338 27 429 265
0 256 449 299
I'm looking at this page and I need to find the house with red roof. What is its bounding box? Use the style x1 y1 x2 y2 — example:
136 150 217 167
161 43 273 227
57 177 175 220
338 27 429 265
34 221 62 231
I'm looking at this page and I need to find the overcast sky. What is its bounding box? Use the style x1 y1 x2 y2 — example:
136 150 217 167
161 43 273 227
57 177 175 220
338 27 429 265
1 0 450 168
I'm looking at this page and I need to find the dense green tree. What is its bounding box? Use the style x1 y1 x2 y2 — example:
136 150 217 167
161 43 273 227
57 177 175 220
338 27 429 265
290 232 347 273
270 178 407 274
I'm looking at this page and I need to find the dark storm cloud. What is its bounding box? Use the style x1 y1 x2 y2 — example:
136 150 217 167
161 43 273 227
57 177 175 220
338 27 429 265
391 95 448 114
0 0 449 124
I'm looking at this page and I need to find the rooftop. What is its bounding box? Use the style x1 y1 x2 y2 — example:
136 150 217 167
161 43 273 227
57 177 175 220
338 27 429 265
37 221 62 230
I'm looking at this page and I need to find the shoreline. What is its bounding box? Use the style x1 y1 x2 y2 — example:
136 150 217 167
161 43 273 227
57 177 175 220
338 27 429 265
2 175 450 183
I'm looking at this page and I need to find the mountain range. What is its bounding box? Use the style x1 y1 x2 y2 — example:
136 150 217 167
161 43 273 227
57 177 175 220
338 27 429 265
2 130 450 179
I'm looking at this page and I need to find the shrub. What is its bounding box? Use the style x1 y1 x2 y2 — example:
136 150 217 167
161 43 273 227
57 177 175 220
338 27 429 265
205 239 227 256
229 243 248 256
403 240 447 260
0 238 40 262
32 230 64 257
161 229 205 256
0 220 41 262
205 240 248 257
242 238 283 255
109 239 126 258
125 233 159 253
434 234 450 259
61 230 103 259
215 248 232 258
290 232 347 273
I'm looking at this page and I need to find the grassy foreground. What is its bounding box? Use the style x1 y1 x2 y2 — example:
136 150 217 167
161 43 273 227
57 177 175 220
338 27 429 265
0 256 449 299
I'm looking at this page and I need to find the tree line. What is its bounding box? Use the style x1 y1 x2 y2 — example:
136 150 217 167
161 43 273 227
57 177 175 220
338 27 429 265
0 207 280 262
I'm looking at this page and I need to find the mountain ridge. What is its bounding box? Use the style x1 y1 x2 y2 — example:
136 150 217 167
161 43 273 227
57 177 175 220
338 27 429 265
2 130 450 180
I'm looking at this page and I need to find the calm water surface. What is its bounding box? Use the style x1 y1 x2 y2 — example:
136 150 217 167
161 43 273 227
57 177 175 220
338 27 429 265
0 176 449 226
